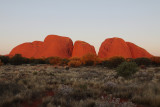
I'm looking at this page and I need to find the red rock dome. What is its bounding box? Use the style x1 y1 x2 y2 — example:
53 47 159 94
9 35 73 58
9 42 43 58
41 35 73 58
98 37 132 59
72 41 96 58
9 35 153 59
126 42 153 58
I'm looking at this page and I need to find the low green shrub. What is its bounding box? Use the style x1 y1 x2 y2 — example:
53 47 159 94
116 62 138 78
101 60 109 67
29 58 46 64
59 58 70 66
0 56 10 64
81 54 98 66
49 57 62 65
126 58 134 62
103 56 125 69
10 54 26 65
134 57 151 66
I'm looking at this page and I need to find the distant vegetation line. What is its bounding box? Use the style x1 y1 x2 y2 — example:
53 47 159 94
0 53 160 68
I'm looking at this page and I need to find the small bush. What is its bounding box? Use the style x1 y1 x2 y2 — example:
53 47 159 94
23 57 30 64
151 57 160 66
49 57 62 65
116 62 138 78
81 54 98 66
126 58 134 62
30 58 46 64
134 57 151 66
10 54 26 65
101 60 109 67
103 56 125 69
0 60 3 66
59 58 70 66
140 65 147 69
68 58 82 67
44 58 51 64
0 56 10 64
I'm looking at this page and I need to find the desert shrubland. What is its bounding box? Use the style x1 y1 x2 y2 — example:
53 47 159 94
1 54 160 68
1 55 160 107
0 65 160 107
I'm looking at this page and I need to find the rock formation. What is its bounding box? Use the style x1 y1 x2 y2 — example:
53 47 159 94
126 42 153 58
98 38 132 59
9 42 43 58
41 35 73 58
98 37 153 59
9 35 73 58
9 35 153 59
72 41 96 58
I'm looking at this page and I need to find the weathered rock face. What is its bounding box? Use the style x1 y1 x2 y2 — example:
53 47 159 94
41 35 73 58
126 42 153 58
98 37 153 59
31 41 45 58
9 35 73 58
9 41 44 58
72 41 96 58
98 38 132 59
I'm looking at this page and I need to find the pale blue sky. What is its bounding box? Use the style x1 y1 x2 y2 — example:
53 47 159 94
0 0 160 56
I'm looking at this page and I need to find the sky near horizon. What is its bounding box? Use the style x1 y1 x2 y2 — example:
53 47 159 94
0 0 160 56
